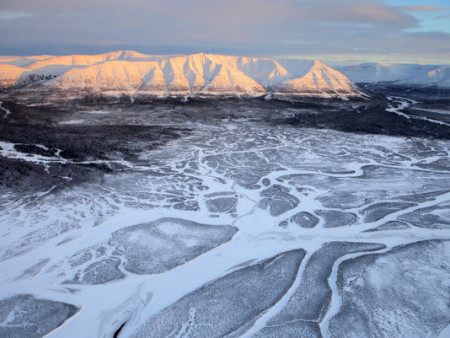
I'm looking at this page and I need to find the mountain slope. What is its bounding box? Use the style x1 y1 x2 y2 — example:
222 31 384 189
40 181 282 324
0 64 24 89
0 51 363 99
338 63 450 87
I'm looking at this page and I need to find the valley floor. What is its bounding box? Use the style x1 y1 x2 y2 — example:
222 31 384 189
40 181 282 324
0 95 449 337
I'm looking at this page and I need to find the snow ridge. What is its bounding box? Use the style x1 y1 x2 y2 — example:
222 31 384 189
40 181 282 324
0 52 362 98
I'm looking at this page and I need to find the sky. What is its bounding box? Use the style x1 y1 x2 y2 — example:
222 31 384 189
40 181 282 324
0 0 449 64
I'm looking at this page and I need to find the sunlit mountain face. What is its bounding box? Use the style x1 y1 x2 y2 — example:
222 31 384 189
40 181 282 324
0 50 449 338
0 52 362 100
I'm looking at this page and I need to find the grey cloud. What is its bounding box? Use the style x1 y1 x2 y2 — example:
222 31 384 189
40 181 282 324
0 0 446 64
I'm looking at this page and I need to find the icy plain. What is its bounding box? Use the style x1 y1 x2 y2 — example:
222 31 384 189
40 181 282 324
0 97 449 337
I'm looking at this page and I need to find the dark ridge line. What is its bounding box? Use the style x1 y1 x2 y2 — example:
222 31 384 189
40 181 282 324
113 321 127 338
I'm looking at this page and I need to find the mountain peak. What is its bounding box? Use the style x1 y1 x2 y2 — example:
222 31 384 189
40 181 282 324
312 60 326 67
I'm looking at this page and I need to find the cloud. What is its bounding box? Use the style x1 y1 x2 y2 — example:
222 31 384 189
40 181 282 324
402 5 450 13
335 3 416 24
0 0 447 64
0 10 33 20
435 14 450 20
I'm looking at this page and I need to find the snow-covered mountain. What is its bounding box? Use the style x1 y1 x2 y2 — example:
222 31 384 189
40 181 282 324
337 63 450 87
0 51 362 99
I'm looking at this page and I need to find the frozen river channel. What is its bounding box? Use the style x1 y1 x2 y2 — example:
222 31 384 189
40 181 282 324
0 99 449 337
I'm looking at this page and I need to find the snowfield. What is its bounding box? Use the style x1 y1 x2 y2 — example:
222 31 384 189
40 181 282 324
0 95 449 337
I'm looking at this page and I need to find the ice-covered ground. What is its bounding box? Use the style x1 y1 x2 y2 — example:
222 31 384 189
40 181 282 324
0 99 449 337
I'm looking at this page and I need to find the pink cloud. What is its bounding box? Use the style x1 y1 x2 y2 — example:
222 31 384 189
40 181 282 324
403 5 450 13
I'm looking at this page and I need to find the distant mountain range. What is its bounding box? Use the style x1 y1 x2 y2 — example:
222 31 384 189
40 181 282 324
0 51 362 99
0 52 448 102
337 63 450 87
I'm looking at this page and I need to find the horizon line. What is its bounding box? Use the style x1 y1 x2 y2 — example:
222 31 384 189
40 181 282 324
1 49 449 66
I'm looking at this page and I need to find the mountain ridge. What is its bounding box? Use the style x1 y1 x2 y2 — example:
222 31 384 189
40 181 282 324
337 62 450 87
0 51 363 100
